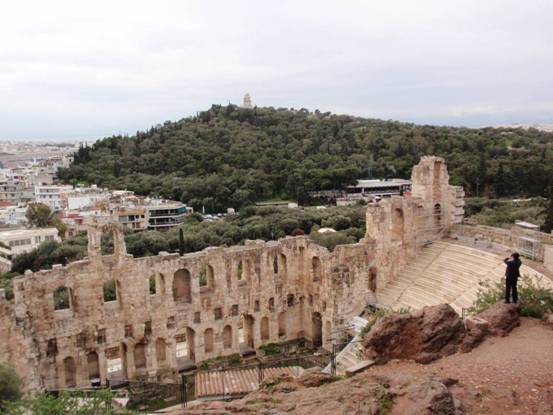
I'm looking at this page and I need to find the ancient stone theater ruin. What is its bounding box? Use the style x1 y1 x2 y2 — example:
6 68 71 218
1 156 549 391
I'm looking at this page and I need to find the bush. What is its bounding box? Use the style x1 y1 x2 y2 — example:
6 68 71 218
468 275 553 318
0 364 23 410
6 389 120 415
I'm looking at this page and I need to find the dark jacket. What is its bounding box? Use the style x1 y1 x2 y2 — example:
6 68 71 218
504 257 521 279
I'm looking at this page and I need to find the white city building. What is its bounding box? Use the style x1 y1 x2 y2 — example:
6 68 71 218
34 185 73 210
0 227 60 258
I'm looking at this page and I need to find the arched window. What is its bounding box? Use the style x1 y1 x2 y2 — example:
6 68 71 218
434 203 442 228
87 351 100 381
260 317 269 341
156 338 167 363
54 286 71 310
278 312 287 337
391 208 404 241
103 280 117 302
200 265 215 290
134 343 146 369
312 312 322 348
273 256 278 274
237 261 243 280
368 267 378 292
149 275 156 295
63 356 76 387
222 325 232 349
173 269 191 303
268 297 275 312
312 257 322 282
204 328 214 353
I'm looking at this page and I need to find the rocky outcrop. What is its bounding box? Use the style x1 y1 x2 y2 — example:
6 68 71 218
362 304 465 364
179 373 460 415
477 302 520 336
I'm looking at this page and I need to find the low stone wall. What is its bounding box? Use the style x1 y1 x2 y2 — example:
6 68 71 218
452 224 553 261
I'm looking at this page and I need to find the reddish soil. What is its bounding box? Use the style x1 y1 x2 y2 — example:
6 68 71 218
370 317 553 414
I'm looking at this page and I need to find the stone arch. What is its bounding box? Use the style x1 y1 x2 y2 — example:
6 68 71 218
87 351 100 381
273 255 279 274
287 293 295 307
134 342 147 369
199 265 215 290
155 338 167 363
204 328 214 353
312 257 322 282
237 261 243 281
368 266 378 292
222 325 232 349
391 207 404 241
206 265 215 290
312 312 322 348
268 297 275 312
278 311 287 337
260 316 269 341
63 356 76 388
242 314 255 349
103 279 117 302
148 275 156 295
434 203 442 228
173 269 191 303
54 286 71 310
176 328 196 368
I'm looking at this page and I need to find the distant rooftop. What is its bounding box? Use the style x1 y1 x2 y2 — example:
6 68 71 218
350 179 411 189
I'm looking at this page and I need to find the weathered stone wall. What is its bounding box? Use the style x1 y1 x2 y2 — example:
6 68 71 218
453 224 553 261
0 156 462 391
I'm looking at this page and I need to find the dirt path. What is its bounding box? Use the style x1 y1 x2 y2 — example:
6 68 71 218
369 317 553 414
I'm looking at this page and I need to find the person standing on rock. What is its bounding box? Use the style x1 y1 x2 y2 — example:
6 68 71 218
504 252 521 303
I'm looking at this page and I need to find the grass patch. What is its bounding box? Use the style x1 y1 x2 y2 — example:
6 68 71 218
378 394 394 414
259 343 282 356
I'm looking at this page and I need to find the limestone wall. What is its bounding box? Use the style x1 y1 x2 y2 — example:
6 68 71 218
0 156 463 391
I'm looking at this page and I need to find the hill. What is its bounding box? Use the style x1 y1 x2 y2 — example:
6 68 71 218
59 105 553 212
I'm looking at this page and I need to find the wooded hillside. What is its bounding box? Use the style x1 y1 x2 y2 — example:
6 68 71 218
59 105 553 212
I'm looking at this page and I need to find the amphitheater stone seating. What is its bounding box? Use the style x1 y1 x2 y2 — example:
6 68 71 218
377 241 553 314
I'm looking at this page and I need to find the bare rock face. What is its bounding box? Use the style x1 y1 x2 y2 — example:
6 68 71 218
459 317 489 352
389 375 460 415
181 373 460 415
363 304 465 364
477 302 520 336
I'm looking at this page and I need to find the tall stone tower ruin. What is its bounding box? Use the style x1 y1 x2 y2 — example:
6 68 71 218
410 156 465 233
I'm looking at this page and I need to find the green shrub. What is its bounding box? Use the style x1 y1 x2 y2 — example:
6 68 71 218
259 343 282 356
6 389 126 415
468 275 553 318
0 364 23 410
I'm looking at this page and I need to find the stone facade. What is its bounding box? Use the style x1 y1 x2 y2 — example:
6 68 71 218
0 156 464 391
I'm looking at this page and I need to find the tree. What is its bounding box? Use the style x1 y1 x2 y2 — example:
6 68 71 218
0 364 22 410
493 163 506 197
179 228 185 256
543 187 553 234
25 203 53 228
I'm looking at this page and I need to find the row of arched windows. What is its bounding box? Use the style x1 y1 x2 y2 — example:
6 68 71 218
53 253 325 312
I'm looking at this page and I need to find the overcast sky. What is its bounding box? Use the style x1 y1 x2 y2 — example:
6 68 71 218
1 0 552 140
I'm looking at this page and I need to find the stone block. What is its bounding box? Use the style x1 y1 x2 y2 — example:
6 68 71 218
345 360 375 377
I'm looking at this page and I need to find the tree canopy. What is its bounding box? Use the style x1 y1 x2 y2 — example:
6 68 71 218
59 105 553 213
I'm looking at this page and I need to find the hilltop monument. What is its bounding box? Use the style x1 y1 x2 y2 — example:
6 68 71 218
243 93 252 108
